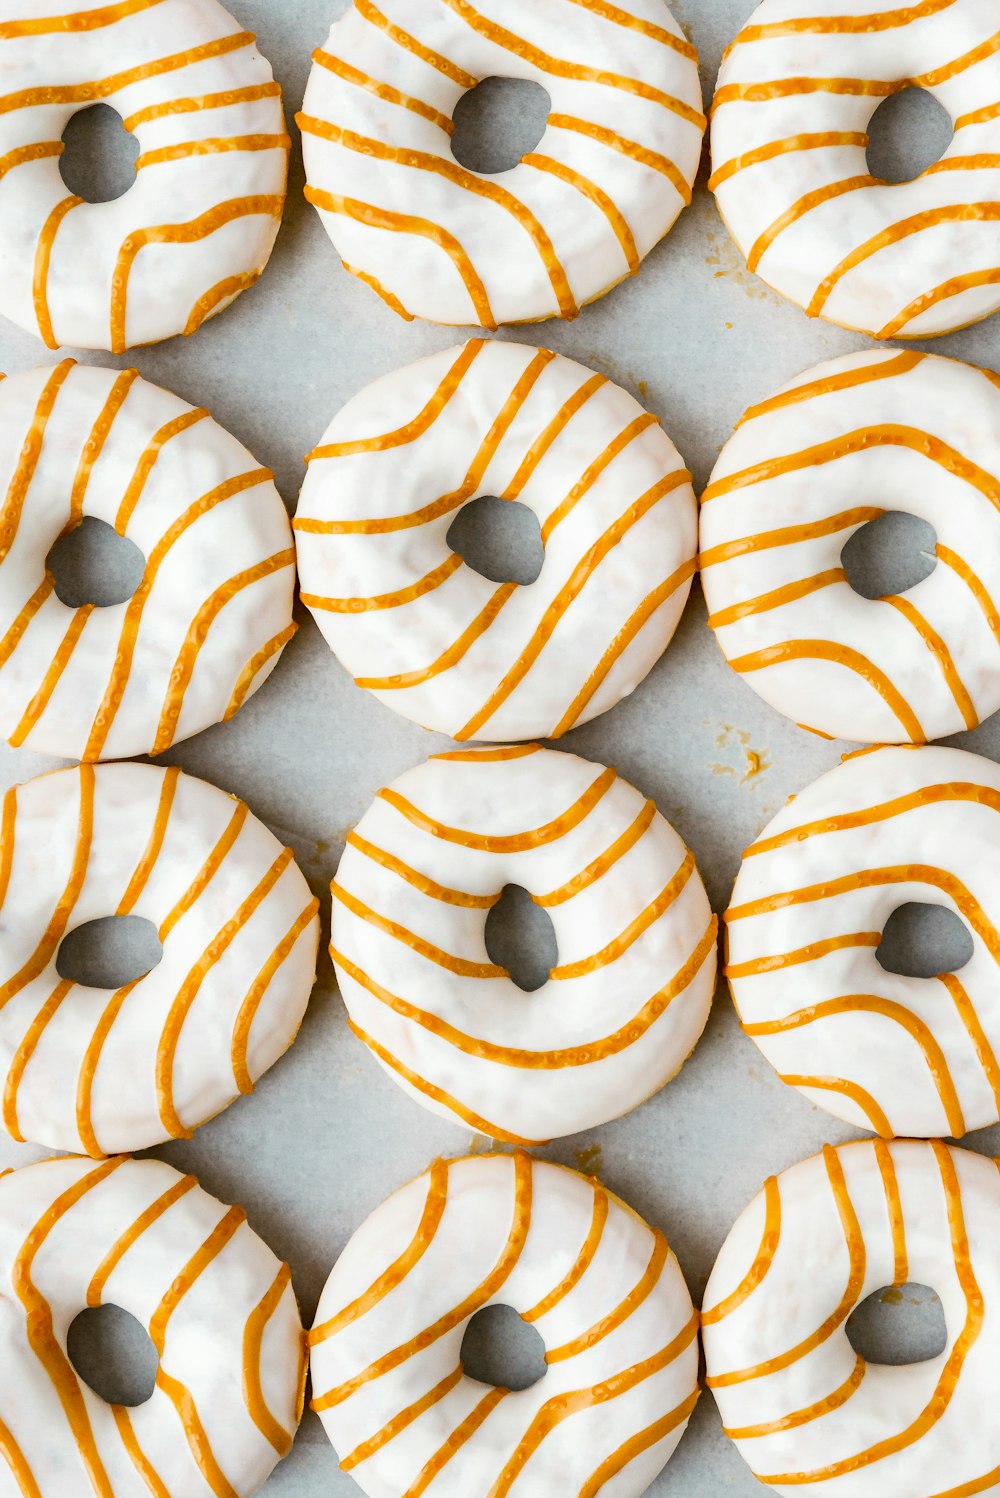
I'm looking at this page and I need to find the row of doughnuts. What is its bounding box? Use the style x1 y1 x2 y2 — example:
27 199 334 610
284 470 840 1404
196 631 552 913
2 0 998 350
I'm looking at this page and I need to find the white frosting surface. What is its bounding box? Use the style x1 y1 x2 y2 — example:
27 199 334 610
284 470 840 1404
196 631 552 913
703 1138 1000 1496
727 743 1000 1139
700 348 1000 744
299 0 704 326
310 1151 699 1498
0 760 320 1156
0 0 288 352
331 743 716 1143
295 339 698 742
0 1153 304 1497
711 0 1000 339
0 360 296 761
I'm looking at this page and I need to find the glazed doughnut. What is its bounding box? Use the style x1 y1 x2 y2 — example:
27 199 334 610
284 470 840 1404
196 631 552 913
703 1138 1000 1495
0 359 297 761
711 0 1000 339
297 0 705 326
331 743 717 1143
726 743 1000 1140
0 759 320 1156
0 0 289 352
700 348 1000 745
0 1153 304 1496
295 339 698 741
309 1151 699 1498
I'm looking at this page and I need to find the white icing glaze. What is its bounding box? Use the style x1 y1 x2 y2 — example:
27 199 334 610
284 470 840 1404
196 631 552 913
0 360 297 761
0 0 288 352
0 760 320 1156
700 348 1000 745
711 0 1000 339
726 743 1000 1139
309 1151 699 1498
703 1138 1000 1496
331 744 717 1143
295 340 698 742
0 1153 305 1496
298 0 704 326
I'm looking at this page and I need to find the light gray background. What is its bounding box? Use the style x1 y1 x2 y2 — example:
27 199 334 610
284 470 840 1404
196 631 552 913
1 1 998 1492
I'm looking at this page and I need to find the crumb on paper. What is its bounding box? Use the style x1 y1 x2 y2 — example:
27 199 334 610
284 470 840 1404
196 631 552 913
574 1143 603 1176
468 1133 497 1155
638 379 648 398
713 725 771 784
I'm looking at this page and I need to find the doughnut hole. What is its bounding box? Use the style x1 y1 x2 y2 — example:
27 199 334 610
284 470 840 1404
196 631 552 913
48 517 146 608
68 1305 159 1406
461 1305 547 1390
847 1284 947 1365
485 885 558 992
866 87 954 185
60 103 139 203
451 78 551 175
447 496 544 585
876 902 973 979
841 511 937 600
57 915 163 989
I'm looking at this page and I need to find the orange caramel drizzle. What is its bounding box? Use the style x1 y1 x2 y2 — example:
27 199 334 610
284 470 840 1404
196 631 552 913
341 1366 464 1471
549 854 695 980
87 1173 198 1305
378 766 616 852
702 1174 781 1326
535 798 655 907
744 781 1000 860
115 406 209 534
154 1368 238 1498
149 1205 247 1356
346 829 499 909
312 49 454 135
709 132 870 192
354 0 477 90
523 1182 609 1321
339 261 415 320
123 82 282 132
873 1137 908 1287
545 1231 669 1363
222 622 296 723
726 640 925 742
0 0 167 37
3 979 73 1139
111 1405 170 1498
134 134 290 171
738 351 923 425
577 1391 699 1498
331 881 505 978
547 115 693 203
522 151 639 272
402 1388 509 1497
724 1355 866 1440
231 898 320 1096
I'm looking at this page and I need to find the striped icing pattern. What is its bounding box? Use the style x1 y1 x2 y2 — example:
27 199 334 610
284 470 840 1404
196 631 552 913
295 340 698 742
704 1138 1000 1495
711 0 1000 339
726 744 1000 1140
700 349 1000 745
0 0 288 351
0 1153 304 1497
331 744 716 1143
309 1151 699 1498
0 360 296 761
298 0 704 326
0 760 319 1156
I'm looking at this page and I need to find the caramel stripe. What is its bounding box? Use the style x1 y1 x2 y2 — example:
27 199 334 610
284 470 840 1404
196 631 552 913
149 1206 246 1354
160 802 247 941
724 1355 866 1440
313 1152 533 1411
311 1159 449 1347
487 1315 699 1496
0 1417 42 1498
313 50 454 134
707 568 845 630
0 788 16 911
578 1391 700 1498
3 978 73 1140
115 407 210 535
536 799 656 907
699 506 885 569
112 1406 170 1498
540 416 663 546
68 369 140 530
123 82 282 132
332 880 505 978
434 745 541 762
229 896 320 1095
302 554 463 613
354 583 516 690
550 853 695 980
559 0 697 58
743 996 966 1139
547 115 692 202
956 99 1000 130
710 132 870 192
342 1366 464 1472
9 604 93 748
304 341 483 463
244 1262 302 1456
223 621 296 721
135 134 290 170
713 79 900 112
727 640 925 742
522 153 640 273
118 766 179 916
86 1173 198 1306
34 197 83 348
940 971 1000 1117
355 0 477 89
779 1075 893 1135
745 781 1000 859
152 548 295 753
503 373 607 499
341 261 415 319
85 467 273 760
748 175 876 274
523 1184 609 1321
879 267 1000 339
304 187 496 329
915 28 1000 89
155 847 294 1138
735 0 956 43
299 117 577 319
379 766 616 852
886 594 978 729
332 916 717 1070
727 930 883 978
0 141 61 184
546 1232 669 1363
702 1175 781 1326
0 0 167 36
0 360 75 563
403 1388 509 1498
347 831 499 909
758 1140 984 1484
346 1018 542 1145
440 0 706 127
155 1369 238 1498
739 351 923 425
706 1146 864 1388
873 1137 908 1287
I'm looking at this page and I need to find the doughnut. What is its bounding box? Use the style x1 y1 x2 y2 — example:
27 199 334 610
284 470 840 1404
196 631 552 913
0 1153 305 1496
0 0 289 352
700 348 1000 745
295 339 698 741
0 358 297 761
725 742 1000 1140
309 1150 699 1497
0 759 320 1157
297 0 705 326
331 743 717 1144
710 0 1000 339
703 1137 1000 1495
